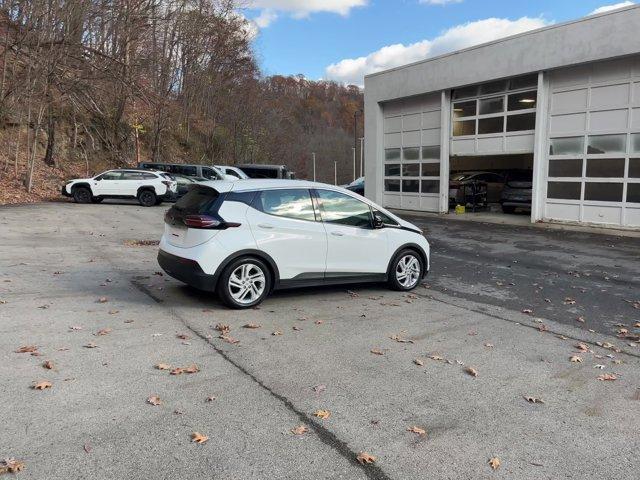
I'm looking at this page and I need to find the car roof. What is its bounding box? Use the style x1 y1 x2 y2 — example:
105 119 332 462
107 169 161 174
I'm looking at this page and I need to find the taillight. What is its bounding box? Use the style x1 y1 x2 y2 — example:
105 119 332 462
184 215 221 228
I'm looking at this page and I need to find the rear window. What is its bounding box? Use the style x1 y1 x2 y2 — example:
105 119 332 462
173 186 220 214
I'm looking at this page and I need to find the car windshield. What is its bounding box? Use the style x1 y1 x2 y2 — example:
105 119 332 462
348 177 364 187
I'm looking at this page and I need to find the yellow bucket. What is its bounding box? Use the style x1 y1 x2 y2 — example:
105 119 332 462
455 204 465 215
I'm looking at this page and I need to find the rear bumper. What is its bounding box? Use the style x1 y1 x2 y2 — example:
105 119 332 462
157 250 218 291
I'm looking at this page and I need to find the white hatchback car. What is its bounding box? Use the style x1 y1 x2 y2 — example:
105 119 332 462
158 180 430 308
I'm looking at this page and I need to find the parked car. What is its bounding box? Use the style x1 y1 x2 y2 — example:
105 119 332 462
137 162 231 181
61 169 177 207
170 174 203 200
345 176 365 196
500 170 533 213
449 171 505 206
235 164 294 179
216 165 249 180
158 180 430 309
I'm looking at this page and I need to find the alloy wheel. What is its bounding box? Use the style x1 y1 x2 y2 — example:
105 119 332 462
228 263 266 305
396 254 420 288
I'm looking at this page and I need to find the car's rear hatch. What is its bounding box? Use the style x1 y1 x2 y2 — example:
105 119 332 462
164 185 223 248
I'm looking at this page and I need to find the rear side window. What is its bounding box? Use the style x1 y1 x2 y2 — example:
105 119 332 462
174 186 220 214
255 189 315 221
317 190 372 228
176 165 198 176
226 191 257 206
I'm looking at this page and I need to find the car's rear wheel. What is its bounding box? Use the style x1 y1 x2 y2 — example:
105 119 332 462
73 187 92 204
388 249 423 291
138 190 156 207
217 257 271 309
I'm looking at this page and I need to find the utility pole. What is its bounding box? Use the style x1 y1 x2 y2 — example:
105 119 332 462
354 109 363 158
334 161 337 186
312 152 316 182
352 147 356 182
359 137 364 177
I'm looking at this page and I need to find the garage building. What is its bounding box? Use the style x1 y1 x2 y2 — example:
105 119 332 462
364 5 640 229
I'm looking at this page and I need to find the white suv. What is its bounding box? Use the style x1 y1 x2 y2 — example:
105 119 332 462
62 169 177 207
158 180 430 308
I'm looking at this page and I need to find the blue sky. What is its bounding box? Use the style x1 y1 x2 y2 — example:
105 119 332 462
243 0 636 85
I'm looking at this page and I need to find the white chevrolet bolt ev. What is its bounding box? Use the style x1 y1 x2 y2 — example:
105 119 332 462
158 180 430 309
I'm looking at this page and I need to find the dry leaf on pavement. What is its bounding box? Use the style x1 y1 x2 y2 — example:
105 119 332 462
191 432 208 444
575 343 590 352
356 452 376 465
214 324 230 335
523 396 545 404
170 368 184 375
97 297 108 303
370 348 385 356
314 410 331 420
43 360 54 370
84 342 98 348
243 323 261 329
156 363 171 370
429 354 444 361
291 424 309 435
522 309 533 314
414 359 424 366
465 367 478 377
176 334 190 340
32 380 52 390
147 395 161 406
0 458 25 474
272 331 283 336
570 356 583 363
184 364 200 374
96 328 112 336
597 373 617 381
489 457 501 470
15 345 38 353
407 426 427 436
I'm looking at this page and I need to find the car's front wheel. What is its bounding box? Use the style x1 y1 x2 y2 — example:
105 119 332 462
217 257 271 309
388 249 423 291
73 187 92 204
138 190 157 207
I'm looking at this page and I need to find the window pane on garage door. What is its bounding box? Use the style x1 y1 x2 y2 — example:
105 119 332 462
584 183 623 202
548 181 581 200
586 158 625 177
549 159 582 177
627 183 640 203
629 159 640 178
421 180 439 193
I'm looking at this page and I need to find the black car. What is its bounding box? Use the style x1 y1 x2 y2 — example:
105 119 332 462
500 170 533 213
345 176 364 196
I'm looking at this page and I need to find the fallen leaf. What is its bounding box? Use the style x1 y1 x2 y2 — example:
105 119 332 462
564 298 576 305
84 342 98 348
312 384 326 394
465 367 478 377
33 380 52 390
214 324 230 334
315 320 324 325
594 364 605 370
206 396 216 402
414 359 424 366
292 326 302 331
184 364 200 374
0 458 25 474
97 297 108 303
243 323 261 329
575 343 590 352
191 432 209 444
108 310 119 315
272 331 283 336
489 457 501 470
15 345 38 353
524 396 545 404
576 316 585 323
390 334 414 344
356 452 376 465
484 343 494 348
291 424 308 435
314 409 331 420
170 368 184 375
69 325 83 331
429 354 444 361
370 348 385 356
176 334 190 340
83 443 92 453
147 395 161 406
570 356 583 363
219 335 240 344
522 308 533 314
407 426 426 436
43 360 54 370
96 328 112 336
597 373 617 381
156 363 171 370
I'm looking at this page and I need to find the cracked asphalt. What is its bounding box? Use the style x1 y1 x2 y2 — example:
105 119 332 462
1 201 639 479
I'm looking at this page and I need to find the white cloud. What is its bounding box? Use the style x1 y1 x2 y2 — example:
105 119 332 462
420 0 464 5
325 16 549 86
254 9 278 27
249 1 367 18
590 1 634 15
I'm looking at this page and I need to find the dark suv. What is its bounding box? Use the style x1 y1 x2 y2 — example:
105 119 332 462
500 170 533 213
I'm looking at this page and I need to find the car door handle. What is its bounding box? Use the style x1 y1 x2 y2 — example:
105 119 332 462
258 223 274 229
330 231 344 237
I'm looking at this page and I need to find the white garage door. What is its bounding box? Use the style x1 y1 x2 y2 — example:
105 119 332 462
545 56 640 228
382 93 441 212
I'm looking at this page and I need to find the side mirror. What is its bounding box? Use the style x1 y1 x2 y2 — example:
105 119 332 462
373 214 385 229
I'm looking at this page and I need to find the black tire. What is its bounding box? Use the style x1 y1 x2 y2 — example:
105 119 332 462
73 187 92 204
217 256 272 309
91 197 103 203
387 249 424 292
155 198 163 205
138 189 157 207
501 205 516 214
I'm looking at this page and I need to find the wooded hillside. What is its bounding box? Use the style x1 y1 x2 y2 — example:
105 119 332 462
0 0 363 204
